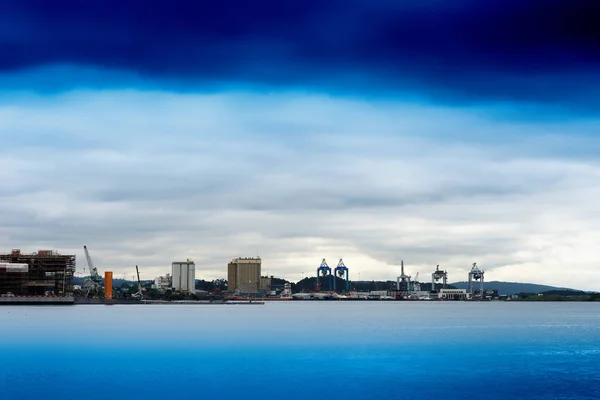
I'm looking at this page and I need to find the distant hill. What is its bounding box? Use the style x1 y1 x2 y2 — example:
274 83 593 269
72 276 586 296
72 276 151 288
450 281 576 295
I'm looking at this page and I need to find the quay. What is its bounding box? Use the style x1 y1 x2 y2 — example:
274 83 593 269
0 296 74 305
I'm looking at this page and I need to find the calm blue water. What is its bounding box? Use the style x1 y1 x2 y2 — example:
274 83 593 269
0 302 599 399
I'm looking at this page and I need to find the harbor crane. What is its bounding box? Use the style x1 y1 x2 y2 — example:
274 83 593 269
468 263 485 295
412 272 420 291
431 265 448 292
333 259 349 293
397 260 411 294
132 265 143 301
84 245 102 284
316 259 332 292
83 245 103 297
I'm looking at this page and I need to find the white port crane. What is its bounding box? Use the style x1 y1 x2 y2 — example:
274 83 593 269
83 245 102 297
84 245 102 284
134 265 143 301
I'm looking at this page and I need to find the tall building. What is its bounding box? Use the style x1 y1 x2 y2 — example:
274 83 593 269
227 257 261 295
172 260 195 291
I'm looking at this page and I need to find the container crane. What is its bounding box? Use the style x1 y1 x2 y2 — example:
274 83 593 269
316 259 332 292
431 265 448 292
397 260 411 294
468 262 485 296
333 259 349 293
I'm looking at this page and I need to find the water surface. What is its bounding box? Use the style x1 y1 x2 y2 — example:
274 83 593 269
1 302 598 399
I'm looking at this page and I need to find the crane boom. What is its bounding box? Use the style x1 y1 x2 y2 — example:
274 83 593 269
136 265 143 301
83 245 102 283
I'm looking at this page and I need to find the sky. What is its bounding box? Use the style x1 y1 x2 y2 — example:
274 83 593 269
0 0 599 289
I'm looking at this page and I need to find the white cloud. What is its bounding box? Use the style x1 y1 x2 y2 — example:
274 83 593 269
0 90 599 290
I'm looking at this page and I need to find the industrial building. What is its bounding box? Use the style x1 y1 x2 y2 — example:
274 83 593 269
227 257 262 296
153 274 172 291
172 260 195 291
0 249 76 296
438 289 469 300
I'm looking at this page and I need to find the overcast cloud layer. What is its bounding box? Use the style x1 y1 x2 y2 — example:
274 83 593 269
1 1 599 289
1 91 599 289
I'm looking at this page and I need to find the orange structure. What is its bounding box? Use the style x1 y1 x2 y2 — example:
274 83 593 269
104 271 113 300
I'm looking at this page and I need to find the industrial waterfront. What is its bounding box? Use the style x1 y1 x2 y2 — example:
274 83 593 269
1 246 597 305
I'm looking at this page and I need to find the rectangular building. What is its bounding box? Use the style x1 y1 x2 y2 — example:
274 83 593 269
439 288 469 300
172 260 195 291
227 257 261 295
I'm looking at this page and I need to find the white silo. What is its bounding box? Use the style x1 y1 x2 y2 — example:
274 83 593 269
171 259 195 291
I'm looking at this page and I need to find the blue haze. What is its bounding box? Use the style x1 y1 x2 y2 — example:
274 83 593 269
1 303 599 399
1 0 599 112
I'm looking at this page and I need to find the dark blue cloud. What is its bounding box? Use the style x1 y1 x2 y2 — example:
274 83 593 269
1 0 599 107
